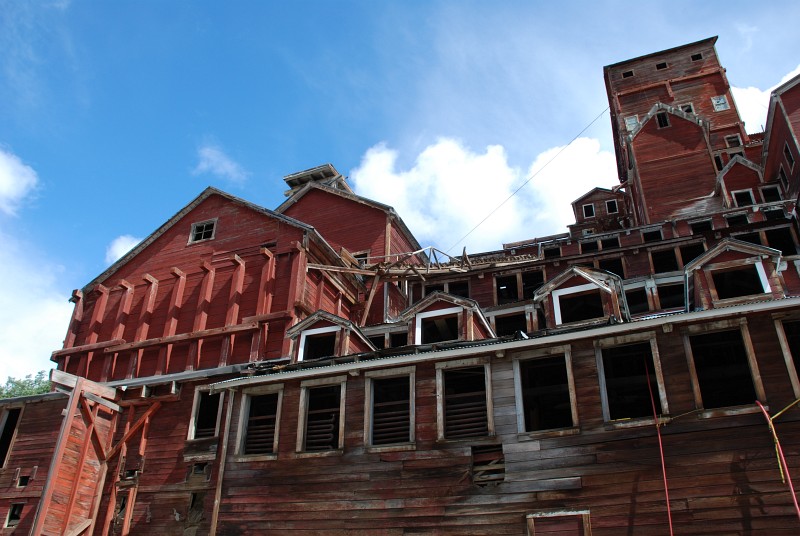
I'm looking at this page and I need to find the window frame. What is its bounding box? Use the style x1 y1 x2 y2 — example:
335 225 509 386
297 325 340 362
364 366 416 451
527 509 592 535
774 317 800 399
296 376 347 455
761 185 782 203
731 188 755 207
235 384 284 460
711 95 730 111
655 111 670 129
4 503 23 528
623 115 639 132
680 103 695 114
435 358 494 441
605 199 619 214
703 258 771 304
513 345 579 436
0 406 22 468
187 388 225 440
414 306 462 344
552 283 606 325
188 218 218 245
682 320 765 415
595 332 669 426
784 142 796 170
582 203 595 219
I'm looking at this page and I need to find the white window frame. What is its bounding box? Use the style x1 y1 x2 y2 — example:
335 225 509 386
704 258 771 303
235 384 284 460
682 319 766 414
725 134 742 148
364 366 416 450
188 218 218 245
552 283 604 325
680 103 694 114
296 376 347 454
711 95 730 111
435 358 494 441
761 185 782 203
297 325 340 362
605 199 619 214
623 115 639 132
731 188 755 207
582 203 595 219
595 332 669 425
513 345 578 435
187 387 225 440
414 306 462 344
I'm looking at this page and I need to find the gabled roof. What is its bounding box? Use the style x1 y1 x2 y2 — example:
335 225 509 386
571 187 621 205
275 180 423 253
761 72 800 169
717 154 763 183
684 237 782 272
629 102 707 141
398 292 494 337
533 266 622 302
85 187 344 292
285 310 376 350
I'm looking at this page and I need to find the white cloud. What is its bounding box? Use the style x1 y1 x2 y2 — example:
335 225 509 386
0 230 73 379
351 137 617 255
732 64 800 134
105 234 142 264
0 148 38 216
193 144 249 184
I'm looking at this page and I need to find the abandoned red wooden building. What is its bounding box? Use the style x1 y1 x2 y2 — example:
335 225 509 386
3 36 800 535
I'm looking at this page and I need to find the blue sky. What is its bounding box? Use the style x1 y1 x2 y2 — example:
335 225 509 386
2 0 800 378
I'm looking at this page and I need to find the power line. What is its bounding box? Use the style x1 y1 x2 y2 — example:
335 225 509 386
445 106 611 254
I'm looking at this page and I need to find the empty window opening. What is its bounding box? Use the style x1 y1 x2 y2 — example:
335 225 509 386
17 475 29 487
785 143 795 169
761 185 782 203
243 393 279 455
421 314 459 344
779 167 789 189
622 70 634 78
711 95 730 111
690 220 713 234
624 116 639 131
443 367 488 439
714 154 725 171
192 392 221 439
782 320 800 375
496 275 519 304
680 243 706 265
303 385 342 451
303 332 337 360
389 332 408 348
601 236 620 249
522 271 544 299
689 331 757 408
601 342 661 421
520 357 573 431
368 335 385 349
656 61 668 70
651 249 679 273
0 408 21 467
691 52 703 61
543 246 561 259
447 281 469 298
581 240 598 253
656 112 670 128
642 229 662 242
735 232 762 245
765 227 797 256
598 257 624 277
764 209 786 221
733 190 755 207
725 135 742 148
681 103 695 113
559 290 604 324
605 199 619 214
371 376 411 446
657 283 684 309
6 503 23 528
190 220 216 243
625 288 650 315
472 444 504 486
726 214 749 227
712 266 766 299
582 204 595 218
495 313 527 337
424 283 444 296
527 511 592 535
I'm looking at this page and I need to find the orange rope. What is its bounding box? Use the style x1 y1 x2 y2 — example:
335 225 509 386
645 359 674 536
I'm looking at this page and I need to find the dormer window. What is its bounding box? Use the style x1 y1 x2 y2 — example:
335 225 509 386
189 219 217 244
553 284 605 325
709 262 770 301
732 189 755 207
298 326 339 361
417 307 460 344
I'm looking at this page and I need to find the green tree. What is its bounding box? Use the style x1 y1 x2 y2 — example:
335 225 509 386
0 370 51 399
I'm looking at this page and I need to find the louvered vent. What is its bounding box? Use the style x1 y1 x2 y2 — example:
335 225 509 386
444 367 488 439
244 393 279 455
372 376 410 445
304 385 341 451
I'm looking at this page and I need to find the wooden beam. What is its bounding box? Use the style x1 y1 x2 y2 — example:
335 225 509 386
189 262 215 371
158 268 186 374
104 322 259 353
52 339 126 358
51 369 117 400
63 289 84 350
360 273 383 327
255 247 276 316
64 518 92 536
105 402 162 462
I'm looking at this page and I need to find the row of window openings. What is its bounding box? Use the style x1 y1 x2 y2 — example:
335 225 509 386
582 199 619 219
619 52 703 80
623 96 729 132
187 323 783 459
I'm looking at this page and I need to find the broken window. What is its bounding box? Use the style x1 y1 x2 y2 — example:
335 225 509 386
688 330 757 409
651 249 679 273
389 331 408 348
680 243 705 265
656 61 668 70
368 374 412 446
764 208 787 221
733 190 755 207
189 219 216 243
527 511 592 535
472 444 504 486
518 356 574 431
714 154 725 171
779 167 789 189
0 408 21 468
625 288 650 315
681 103 695 114
241 390 281 455
765 227 797 256
605 199 619 214
642 229 662 242
725 214 748 227
734 232 761 245
785 142 795 170
656 283 684 309
496 275 519 304
598 257 624 277
420 313 459 344
582 203 595 218
656 112 670 128
761 185 782 203
447 281 470 298
600 341 662 421
5 503 23 528
601 235 620 249
494 313 527 337
711 265 767 300
299 326 339 361
691 52 703 61
581 240 599 253
557 288 605 324
190 391 221 440
711 95 730 111
622 70 634 78
440 365 489 440
368 335 385 349
424 283 444 296
521 271 544 299
301 383 343 452
543 246 561 259
690 220 712 234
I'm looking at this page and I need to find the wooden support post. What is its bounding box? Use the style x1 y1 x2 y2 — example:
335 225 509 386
157 268 186 374
128 275 159 379
282 248 305 356
209 390 235 535
63 289 84 350
102 281 134 382
61 399 100 533
360 273 383 326
84 285 110 377
220 256 245 367
188 262 215 371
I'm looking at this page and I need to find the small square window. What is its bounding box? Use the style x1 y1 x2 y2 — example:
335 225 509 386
691 52 703 61
711 95 730 112
761 185 782 203
447 281 470 299
424 284 444 296
605 199 618 214
657 283 684 309
582 203 595 218
190 220 216 243
655 61 668 70
622 70 634 79
543 246 560 259
651 249 679 273
598 257 624 277
680 103 694 114
302 331 338 361
625 288 649 315
725 135 742 148
624 116 639 131
5 503 23 528
581 240 599 253
785 142 795 170
521 271 544 299
494 313 527 337
726 214 749 227
642 229 662 242
656 112 670 129
733 190 755 207
496 275 519 304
